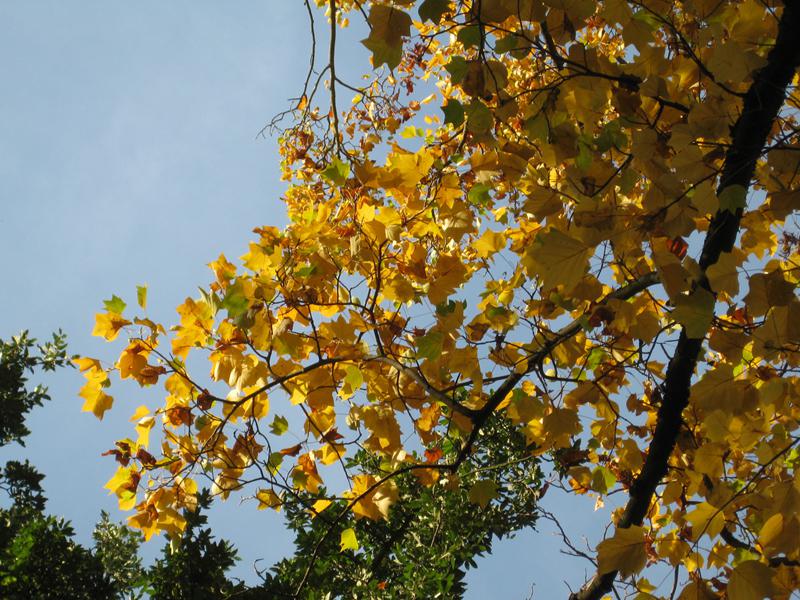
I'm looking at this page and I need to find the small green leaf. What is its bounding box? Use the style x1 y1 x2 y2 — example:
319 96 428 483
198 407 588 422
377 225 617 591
524 113 549 142
401 125 424 138
468 479 498 508
445 56 468 84
340 527 359 552
419 0 449 22
486 306 509 319
442 99 465 127
576 139 593 171
435 300 460 316
468 183 491 205
344 365 364 391
465 100 493 134
136 285 148 310
267 452 283 475
321 158 351 186
632 9 660 29
457 25 481 48
270 415 289 436
590 466 617 494
221 280 248 318
718 184 747 214
295 264 318 278
671 288 715 339
198 287 222 315
103 295 127 315
585 347 608 370
416 331 444 361
494 34 519 54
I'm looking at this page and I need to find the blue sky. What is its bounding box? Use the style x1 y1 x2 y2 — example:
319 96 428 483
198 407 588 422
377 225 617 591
0 3 611 597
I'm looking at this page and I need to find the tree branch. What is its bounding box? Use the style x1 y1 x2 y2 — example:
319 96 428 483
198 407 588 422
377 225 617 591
570 2 800 597
456 272 660 465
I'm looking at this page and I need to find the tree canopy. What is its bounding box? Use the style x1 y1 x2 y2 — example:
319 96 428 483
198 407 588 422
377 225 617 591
81 0 800 597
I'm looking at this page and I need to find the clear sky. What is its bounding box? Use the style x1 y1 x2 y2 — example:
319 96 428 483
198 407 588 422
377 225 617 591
0 3 611 597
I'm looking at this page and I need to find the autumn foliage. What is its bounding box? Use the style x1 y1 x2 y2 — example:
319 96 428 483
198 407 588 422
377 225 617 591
81 0 800 597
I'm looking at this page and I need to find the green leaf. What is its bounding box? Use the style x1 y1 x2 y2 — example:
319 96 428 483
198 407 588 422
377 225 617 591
585 347 608 370
435 300 462 316
718 184 747 214
344 365 364 391
486 306 509 319
465 100 493 134
103 295 127 315
321 158 351 186
632 9 660 29
419 0 449 22
136 285 148 310
590 466 616 494
401 125 424 138
295 264 318 278
267 452 283 475
361 6 412 70
270 415 289 436
596 120 627 152
442 99 465 127
494 34 519 54
198 287 222 315
671 288 715 339
339 527 359 552
416 331 444 361
468 479 498 508
576 139 593 171
221 280 248 319
457 25 481 48
524 113 549 142
468 183 491 205
444 56 468 84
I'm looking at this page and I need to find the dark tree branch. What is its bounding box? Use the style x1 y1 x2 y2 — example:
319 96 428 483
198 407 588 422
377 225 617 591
570 2 800 598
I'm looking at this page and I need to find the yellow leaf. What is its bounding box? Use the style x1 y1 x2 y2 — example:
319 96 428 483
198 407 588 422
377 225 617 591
677 580 719 599
685 502 725 541
310 499 332 517
524 228 591 292
706 250 744 297
727 560 775 600
92 312 131 341
758 513 783 549
135 415 155 448
129 405 150 421
474 229 507 258
340 527 359 552
346 475 398 521
596 525 648 577
104 466 139 511
74 356 103 372
256 488 282 511
693 442 726 478
79 369 114 420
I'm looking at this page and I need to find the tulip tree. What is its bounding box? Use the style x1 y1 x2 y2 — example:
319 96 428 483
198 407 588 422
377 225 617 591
81 0 800 597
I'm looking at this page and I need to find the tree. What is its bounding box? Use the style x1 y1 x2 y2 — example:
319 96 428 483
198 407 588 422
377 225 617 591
0 330 69 446
82 0 800 598
258 417 540 598
0 331 117 599
0 331 247 599
147 490 246 600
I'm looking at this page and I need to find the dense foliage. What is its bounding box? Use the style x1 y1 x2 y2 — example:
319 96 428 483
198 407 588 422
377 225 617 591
82 0 800 597
260 417 540 598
